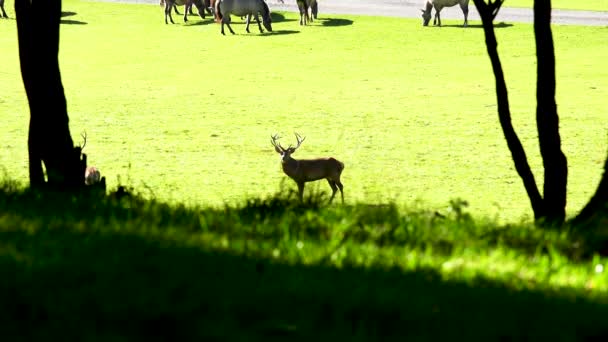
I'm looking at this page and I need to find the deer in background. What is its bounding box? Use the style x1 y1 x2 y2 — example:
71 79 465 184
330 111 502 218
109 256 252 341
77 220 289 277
0 0 8 18
421 0 469 27
78 132 103 186
271 133 344 204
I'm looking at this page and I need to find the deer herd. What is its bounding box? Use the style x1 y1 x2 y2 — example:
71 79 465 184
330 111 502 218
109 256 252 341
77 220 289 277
156 0 470 32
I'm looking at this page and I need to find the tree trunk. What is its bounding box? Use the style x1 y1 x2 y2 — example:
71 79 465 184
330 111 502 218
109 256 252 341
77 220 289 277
534 0 568 225
472 0 545 220
572 150 608 227
16 0 84 189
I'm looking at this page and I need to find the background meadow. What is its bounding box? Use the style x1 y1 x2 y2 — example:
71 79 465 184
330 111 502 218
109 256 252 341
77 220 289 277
0 0 606 223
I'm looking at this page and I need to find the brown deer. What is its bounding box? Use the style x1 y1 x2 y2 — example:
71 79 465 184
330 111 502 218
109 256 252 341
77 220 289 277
271 133 344 204
78 132 102 186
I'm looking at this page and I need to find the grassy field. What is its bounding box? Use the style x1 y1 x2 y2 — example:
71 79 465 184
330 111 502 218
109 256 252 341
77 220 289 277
1 0 607 224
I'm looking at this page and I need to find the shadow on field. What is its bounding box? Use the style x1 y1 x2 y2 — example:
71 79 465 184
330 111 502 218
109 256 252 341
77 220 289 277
268 29 300 36
60 11 87 25
184 18 216 26
320 17 354 27
0 227 607 341
270 12 296 23
60 19 88 25
0 188 607 341
438 22 514 29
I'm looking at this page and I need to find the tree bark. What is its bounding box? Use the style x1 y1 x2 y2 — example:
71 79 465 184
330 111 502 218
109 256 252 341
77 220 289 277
16 0 84 189
473 0 545 220
534 0 568 225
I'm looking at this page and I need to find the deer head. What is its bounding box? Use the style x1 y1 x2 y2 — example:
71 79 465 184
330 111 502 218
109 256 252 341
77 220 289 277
271 133 306 161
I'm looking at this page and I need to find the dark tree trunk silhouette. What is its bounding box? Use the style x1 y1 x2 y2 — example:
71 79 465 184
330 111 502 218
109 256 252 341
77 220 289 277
533 0 568 224
572 149 608 227
472 0 544 220
16 0 85 190
473 0 570 226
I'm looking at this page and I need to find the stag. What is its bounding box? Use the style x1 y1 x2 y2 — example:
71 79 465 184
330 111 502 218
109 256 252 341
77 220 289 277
271 133 344 203
78 132 102 186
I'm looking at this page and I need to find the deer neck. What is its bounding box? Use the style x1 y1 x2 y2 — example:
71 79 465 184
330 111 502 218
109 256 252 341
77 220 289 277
281 156 300 178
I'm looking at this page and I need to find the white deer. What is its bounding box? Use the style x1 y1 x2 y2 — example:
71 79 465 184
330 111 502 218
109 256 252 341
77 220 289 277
271 133 345 204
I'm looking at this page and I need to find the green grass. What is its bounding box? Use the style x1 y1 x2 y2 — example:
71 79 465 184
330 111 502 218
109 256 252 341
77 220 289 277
1 183 608 340
505 0 608 11
0 0 607 224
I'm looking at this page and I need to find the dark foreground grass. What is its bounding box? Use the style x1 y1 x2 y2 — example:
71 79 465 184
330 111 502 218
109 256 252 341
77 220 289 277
1 183 608 341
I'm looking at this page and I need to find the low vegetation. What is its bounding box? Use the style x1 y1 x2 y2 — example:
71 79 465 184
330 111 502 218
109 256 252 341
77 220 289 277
1 182 608 340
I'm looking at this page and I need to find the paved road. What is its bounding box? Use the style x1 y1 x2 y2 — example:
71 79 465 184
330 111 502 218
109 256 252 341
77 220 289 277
112 0 608 26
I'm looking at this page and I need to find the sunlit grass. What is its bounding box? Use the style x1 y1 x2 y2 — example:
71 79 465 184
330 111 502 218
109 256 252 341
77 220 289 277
0 0 606 224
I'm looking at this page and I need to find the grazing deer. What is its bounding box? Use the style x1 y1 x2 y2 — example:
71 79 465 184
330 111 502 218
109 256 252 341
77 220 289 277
271 133 344 204
421 0 469 27
215 0 272 35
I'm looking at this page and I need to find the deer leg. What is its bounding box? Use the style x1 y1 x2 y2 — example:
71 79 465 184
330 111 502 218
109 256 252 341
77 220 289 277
183 4 189 22
327 179 338 204
1 6 7 18
255 14 264 33
165 4 175 24
461 4 468 27
297 182 305 202
336 180 344 204
433 7 439 25
245 14 251 33
173 4 180 14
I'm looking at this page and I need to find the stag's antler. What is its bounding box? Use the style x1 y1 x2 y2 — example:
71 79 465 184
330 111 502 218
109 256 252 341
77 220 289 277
271 133 285 151
80 131 87 150
293 132 306 150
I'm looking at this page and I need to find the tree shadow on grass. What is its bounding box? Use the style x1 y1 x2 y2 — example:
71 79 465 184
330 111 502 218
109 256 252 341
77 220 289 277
0 189 606 340
60 19 87 25
1 228 607 341
60 11 87 25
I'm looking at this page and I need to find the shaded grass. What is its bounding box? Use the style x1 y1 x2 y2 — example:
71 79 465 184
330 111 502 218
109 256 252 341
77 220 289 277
0 0 606 225
1 182 608 340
